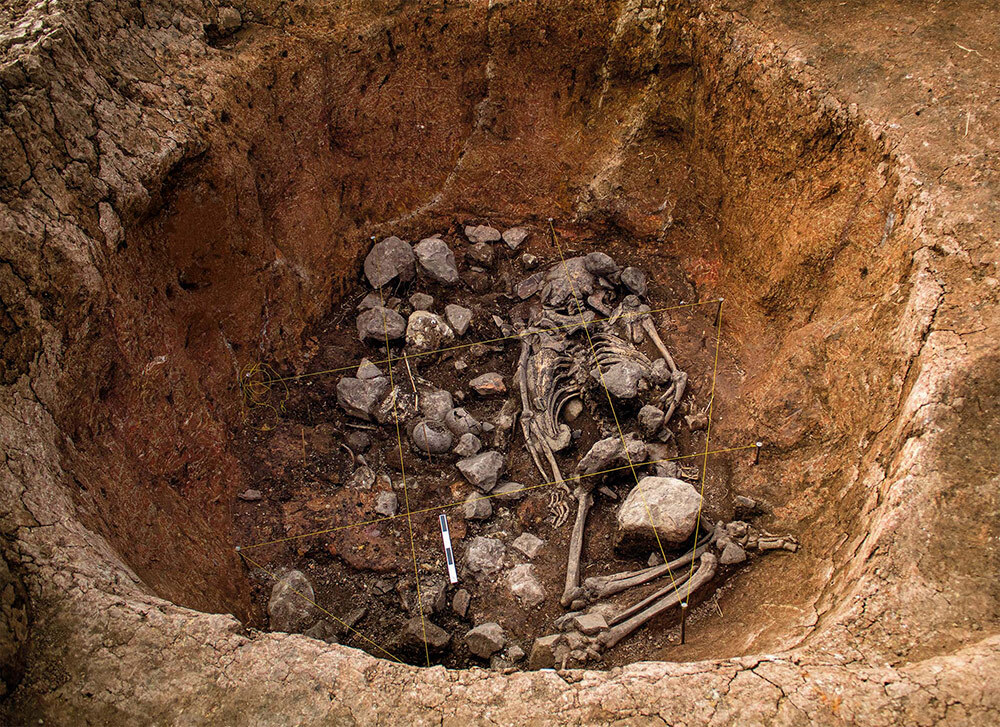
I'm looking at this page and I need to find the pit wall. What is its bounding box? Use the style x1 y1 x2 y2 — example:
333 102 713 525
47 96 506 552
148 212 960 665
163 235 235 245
0 0 997 723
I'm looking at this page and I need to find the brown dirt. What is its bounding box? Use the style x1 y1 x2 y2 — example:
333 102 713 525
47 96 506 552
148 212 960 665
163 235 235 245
1 0 998 723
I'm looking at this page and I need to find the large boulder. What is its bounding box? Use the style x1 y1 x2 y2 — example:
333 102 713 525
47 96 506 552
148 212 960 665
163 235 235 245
268 570 317 633
617 476 702 549
414 237 459 284
364 236 415 287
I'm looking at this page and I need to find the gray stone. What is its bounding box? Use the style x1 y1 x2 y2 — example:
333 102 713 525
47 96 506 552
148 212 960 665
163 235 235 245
414 237 459 285
410 419 454 454
406 617 450 649
217 7 243 34
452 589 471 618
464 536 505 575
621 266 647 296
465 622 505 658
638 404 665 437
617 476 702 546
577 434 647 475
720 542 747 565
512 532 544 559
571 613 607 636
507 564 545 607
468 242 495 267
356 358 383 380
462 492 492 520
238 488 262 502
419 387 454 422
594 359 646 399
528 634 562 669
649 358 671 385
349 466 375 489
375 491 398 517
444 303 473 336
457 450 505 492
584 251 618 277
336 376 389 420
357 292 382 311
268 570 316 633
409 292 434 311
345 428 370 451
503 226 530 250
417 580 449 615
464 224 502 244
452 433 482 457
357 306 406 342
406 311 454 352
303 620 339 644
364 236 415 288
469 372 505 396
493 482 526 502
445 407 481 436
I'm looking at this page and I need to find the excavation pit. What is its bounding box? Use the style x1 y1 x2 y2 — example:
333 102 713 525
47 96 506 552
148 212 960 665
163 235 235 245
7 0 995 719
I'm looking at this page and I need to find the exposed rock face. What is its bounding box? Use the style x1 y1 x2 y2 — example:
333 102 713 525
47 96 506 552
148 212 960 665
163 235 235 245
617 477 702 547
364 237 416 287
268 571 316 633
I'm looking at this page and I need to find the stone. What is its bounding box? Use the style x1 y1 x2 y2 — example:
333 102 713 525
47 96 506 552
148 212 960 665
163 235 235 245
505 644 526 662
374 386 418 425
685 411 709 431
594 359 646 399
375 491 398 517
216 7 243 34
405 311 454 352
571 613 607 636
419 388 454 422
336 376 389 420
465 622 505 658
468 242 495 267
584 251 618 276
464 224 502 244
521 252 540 269
409 292 434 311
503 226 530 250
303 620 339 644
562 398 583 422
469 372 506 396
649 358 671 385
493 482 526 501
357 306 406 342
512 533 544 559
462 492 492 520
417 580 449 615
268 570 316 633
720 542 747 565
410 419 454 455
507 564 545 607
406 617 450 650
648 551 665 567
413 237 459 285
515 273 544 300
621 266 647 296
457 450 505 492
238 488 262 502
528 634 562 670
578 434 647 475
348 466 375 489
445 407 481 436
638 404 665 437
452 589 471 618
356 358 383 380
357 292 382 311
364 236 415 288
452 433 482 457
444 303 473 336
464 536 505 575
617 477 702 546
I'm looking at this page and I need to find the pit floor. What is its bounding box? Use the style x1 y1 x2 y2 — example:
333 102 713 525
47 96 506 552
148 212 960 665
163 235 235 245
233 221 755 668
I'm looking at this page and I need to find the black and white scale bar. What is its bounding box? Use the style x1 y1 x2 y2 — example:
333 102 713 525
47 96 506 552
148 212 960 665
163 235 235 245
439 513 458 584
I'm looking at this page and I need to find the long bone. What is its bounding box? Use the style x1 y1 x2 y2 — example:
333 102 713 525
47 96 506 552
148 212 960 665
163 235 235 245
599 552 718 649
560 476 596 607
607 569 695 626
580 530 715 603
